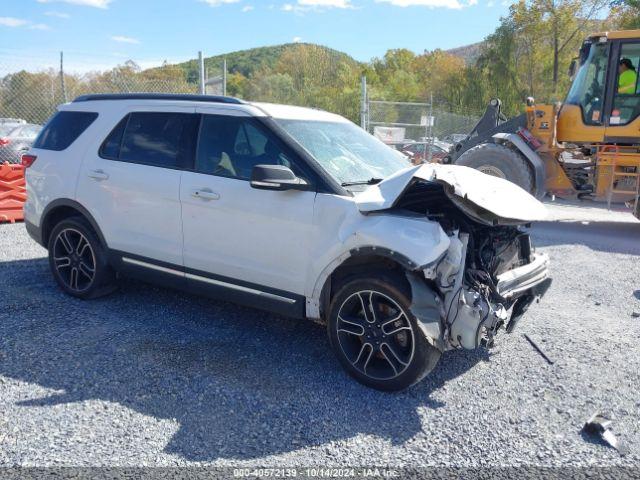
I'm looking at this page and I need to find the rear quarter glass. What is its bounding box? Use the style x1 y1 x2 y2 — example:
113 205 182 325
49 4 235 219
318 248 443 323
33 111 98 151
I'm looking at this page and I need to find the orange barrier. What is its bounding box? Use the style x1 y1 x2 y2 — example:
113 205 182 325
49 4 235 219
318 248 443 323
0 162 26 224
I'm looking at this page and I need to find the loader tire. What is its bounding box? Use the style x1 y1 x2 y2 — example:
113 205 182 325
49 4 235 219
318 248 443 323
455 143 535 194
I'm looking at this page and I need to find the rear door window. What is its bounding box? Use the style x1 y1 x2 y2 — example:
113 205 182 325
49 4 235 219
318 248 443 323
99 116 128 160
33 111 98 151
107 112 199 169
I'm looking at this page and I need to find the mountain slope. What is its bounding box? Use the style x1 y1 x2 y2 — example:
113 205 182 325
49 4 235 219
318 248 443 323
169 43 361 81
446 42 484 65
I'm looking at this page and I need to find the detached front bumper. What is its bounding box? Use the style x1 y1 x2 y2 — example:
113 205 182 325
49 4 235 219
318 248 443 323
496 253 552 333
496 253 550 299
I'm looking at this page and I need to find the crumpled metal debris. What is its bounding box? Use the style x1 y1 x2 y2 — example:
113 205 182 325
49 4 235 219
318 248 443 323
582 413 627 455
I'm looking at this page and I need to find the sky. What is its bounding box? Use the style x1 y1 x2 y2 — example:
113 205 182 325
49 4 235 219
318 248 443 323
0 0 514 74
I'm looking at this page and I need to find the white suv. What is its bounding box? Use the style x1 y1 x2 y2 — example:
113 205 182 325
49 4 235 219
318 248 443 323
24 94 551 391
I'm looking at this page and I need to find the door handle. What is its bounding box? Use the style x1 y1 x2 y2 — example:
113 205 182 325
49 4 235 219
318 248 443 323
191 188 220 201
88 169 109 181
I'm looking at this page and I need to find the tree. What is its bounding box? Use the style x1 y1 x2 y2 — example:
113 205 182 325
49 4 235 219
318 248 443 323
609 0 640 28
533 0 608 95
475 0 609 114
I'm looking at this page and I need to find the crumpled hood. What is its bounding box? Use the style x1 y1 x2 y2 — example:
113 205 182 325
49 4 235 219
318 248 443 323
354 163 548 223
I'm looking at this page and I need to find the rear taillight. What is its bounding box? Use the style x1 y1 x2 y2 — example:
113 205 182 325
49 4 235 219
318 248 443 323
0 138 10 146
21 154 37 168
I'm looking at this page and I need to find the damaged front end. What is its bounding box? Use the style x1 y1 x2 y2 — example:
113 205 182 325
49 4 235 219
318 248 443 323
356 164 551 353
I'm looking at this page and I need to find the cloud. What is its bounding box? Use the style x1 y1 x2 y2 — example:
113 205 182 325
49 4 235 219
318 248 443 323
37 0 111 8
111 35 141 44
293 36 302 42
241 5 254 11
375 0 466 8
201 0 242 6
0 17 51 30
0 17 29 27
44 11 71 18
298 0 351 6
282 0 353 12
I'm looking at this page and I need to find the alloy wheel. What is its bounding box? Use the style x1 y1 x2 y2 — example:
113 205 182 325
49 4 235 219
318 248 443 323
52 228 96 293
336 290 415 381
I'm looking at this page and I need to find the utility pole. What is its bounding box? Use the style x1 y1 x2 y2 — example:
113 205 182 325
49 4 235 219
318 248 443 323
59 51 67 103
198 51 205 95
222 58 227 96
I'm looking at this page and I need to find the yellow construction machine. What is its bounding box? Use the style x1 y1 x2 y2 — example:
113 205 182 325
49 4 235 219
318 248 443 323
449 29 640 219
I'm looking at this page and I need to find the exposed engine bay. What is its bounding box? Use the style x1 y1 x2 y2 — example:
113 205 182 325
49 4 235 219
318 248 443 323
393 179 551 351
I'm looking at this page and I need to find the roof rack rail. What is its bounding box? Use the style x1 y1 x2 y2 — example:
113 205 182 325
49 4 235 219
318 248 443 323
72 93 245 104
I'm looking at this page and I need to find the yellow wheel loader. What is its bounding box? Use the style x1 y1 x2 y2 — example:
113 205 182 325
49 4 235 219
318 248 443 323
448 30 640 219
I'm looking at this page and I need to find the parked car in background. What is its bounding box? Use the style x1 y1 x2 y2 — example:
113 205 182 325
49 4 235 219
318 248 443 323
0 118 26 125
401 140 452 164
442 133 468 144
0 123 42 163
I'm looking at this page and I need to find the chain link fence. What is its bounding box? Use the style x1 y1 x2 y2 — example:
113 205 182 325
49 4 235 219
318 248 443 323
0 46 361 126
365 91 480 164
1 50 479 167
0 56 199 126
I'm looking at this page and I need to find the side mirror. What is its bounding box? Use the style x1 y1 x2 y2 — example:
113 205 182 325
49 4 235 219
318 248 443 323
250 164 308 191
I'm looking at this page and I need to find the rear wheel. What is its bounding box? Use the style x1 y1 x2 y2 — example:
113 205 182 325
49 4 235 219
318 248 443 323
456 142 534 194
327 272 441 391
48 217 115 299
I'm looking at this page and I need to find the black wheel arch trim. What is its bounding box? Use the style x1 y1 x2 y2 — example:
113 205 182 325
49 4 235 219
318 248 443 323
347 246 420 271
25 219 43 246
40 199 108 249
318 246 432 320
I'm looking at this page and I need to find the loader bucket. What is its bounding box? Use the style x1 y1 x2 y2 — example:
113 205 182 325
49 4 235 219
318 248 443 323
0 162 26 224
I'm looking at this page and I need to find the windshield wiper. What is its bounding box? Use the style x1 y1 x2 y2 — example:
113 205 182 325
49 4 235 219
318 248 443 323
341 177 383 187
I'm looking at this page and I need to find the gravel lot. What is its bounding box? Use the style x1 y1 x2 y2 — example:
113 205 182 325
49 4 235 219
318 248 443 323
1 201 639 468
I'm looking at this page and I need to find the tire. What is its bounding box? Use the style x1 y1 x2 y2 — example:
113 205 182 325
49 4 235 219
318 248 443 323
47 216 116 299
327 271 441 391
455 142 534 194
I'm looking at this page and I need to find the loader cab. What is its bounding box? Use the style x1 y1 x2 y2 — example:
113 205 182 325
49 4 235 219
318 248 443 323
558 30 640 144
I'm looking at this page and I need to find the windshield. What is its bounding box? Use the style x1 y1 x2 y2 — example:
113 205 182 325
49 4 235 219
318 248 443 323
565 41 609 125
275 119 410 186
0 125 17 136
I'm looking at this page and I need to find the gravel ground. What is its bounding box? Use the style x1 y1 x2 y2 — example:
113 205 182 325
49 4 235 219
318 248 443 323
0 204 639 468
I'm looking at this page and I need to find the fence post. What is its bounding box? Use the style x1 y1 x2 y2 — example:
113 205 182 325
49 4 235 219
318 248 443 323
360 75 367 130
426 92 434 163
198 51 205 95
223 58 227 96
59 51 67 103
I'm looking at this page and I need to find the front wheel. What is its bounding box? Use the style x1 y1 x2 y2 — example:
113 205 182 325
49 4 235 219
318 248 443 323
48 217 116 299
327 272 441 391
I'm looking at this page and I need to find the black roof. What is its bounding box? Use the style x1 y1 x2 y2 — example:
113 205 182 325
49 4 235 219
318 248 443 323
72 93 245 104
